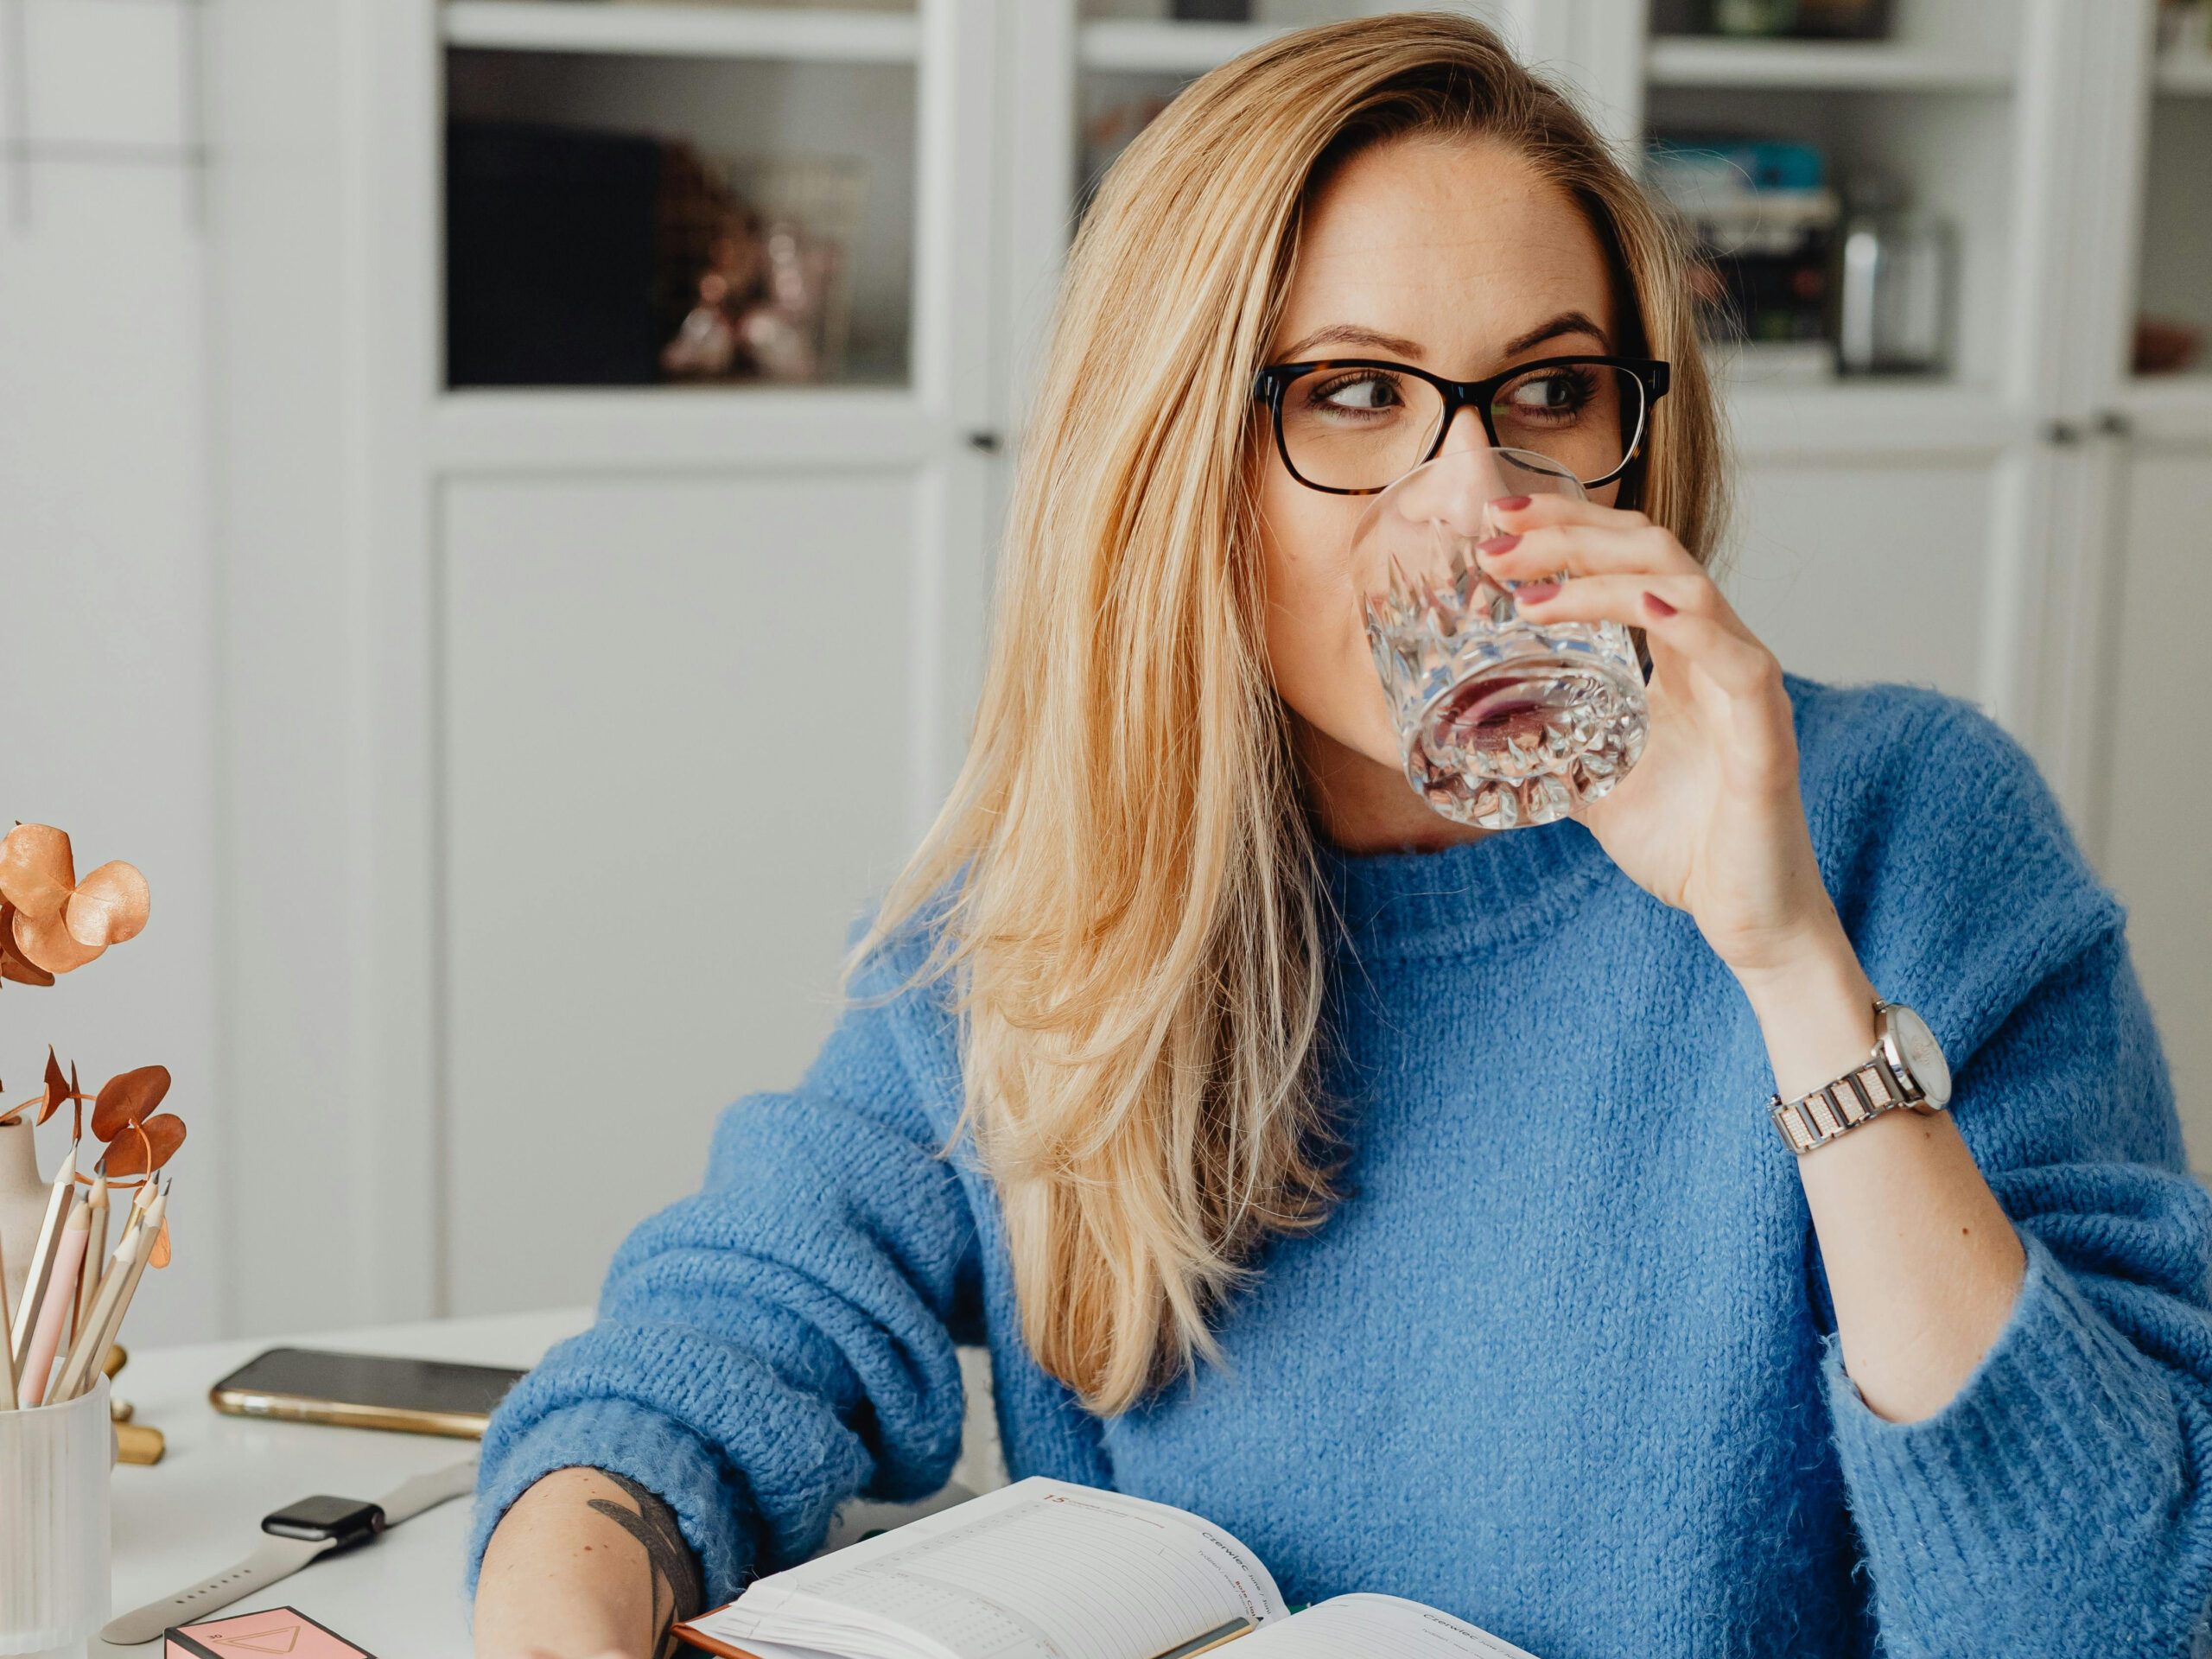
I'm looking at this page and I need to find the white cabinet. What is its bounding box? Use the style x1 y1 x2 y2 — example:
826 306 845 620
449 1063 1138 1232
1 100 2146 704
441 470 930 1313
210 0 1000 1330
2099 428 2212 1151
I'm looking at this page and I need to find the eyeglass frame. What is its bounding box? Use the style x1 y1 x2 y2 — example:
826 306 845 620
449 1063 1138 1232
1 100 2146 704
1249 353 1673 496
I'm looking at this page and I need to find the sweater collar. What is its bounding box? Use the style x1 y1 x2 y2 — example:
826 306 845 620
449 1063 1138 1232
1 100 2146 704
1313 816 1617 957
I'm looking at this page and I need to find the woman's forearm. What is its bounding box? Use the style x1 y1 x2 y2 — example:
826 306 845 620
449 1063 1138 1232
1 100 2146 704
475 1466 702 1659
1737 924 2026 1425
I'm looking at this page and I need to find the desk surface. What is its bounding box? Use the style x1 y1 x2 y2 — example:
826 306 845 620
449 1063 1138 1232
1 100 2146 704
96 1306 594 1657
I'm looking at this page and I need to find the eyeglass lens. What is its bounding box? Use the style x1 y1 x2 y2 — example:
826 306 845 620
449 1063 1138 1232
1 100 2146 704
1278 362 1644 492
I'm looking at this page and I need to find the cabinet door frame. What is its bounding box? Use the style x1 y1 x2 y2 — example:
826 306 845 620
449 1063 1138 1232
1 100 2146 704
215 0 1008 1328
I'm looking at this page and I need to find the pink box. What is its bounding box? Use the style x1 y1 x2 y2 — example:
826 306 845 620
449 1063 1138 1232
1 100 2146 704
165 1605 374 1659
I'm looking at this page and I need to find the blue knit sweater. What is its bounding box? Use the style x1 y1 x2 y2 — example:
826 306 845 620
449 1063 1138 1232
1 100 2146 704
472 679 2212 1656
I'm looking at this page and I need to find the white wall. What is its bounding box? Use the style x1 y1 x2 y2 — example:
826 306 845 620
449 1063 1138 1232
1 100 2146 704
0 0 222 1345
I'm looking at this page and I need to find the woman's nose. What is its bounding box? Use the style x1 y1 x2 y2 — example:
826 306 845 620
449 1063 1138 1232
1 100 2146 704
1395 417 1509 538
1433 403 1490 461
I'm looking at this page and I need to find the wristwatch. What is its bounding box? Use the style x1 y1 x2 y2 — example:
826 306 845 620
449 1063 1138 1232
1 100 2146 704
1770 1001 1952 1154
99 1457 477 1646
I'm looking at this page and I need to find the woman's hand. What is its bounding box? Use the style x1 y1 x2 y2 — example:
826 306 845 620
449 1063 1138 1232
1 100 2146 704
1478 493 1836 988
1483 492 2026 1425
474 1467 701 1659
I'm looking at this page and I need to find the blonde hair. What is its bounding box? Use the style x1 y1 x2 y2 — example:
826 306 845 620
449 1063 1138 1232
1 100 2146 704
861 12 1730 1414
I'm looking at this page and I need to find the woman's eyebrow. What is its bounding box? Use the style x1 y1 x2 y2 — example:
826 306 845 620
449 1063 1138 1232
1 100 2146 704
1274 324 1427 360
1274 311 1611 366
1499 310 1610 358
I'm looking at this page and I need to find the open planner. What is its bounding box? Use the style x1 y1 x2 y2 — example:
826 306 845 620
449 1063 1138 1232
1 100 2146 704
675 1478 1539 1659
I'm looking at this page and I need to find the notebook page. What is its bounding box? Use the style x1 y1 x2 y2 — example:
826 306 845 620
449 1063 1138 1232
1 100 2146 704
691 1478 1286 1659
1240 1595 1539 1659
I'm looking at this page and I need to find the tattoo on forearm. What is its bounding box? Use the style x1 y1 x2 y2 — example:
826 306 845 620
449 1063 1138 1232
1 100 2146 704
588 1472 704 1659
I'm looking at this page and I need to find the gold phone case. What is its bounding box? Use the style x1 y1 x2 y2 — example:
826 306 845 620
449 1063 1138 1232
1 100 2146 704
207 1385 492 1440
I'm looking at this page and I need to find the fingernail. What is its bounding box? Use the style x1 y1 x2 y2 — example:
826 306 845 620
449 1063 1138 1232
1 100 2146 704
1491 495 1532 512
1643 591 1676 619
1516 581 1561 605
1477 533 1521 556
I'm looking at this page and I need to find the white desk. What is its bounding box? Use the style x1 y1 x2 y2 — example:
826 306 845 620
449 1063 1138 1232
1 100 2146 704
94 1307 593 1658
92 1312 1005 1657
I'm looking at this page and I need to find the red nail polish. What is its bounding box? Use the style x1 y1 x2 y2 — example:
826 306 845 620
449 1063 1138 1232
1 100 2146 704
1477 533 1521 556
1491 495 1532 512
1516 581 1560 605
1643 591 1676 619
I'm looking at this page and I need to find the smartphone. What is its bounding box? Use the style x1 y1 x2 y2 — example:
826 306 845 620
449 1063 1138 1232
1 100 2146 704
207 1346 528 1440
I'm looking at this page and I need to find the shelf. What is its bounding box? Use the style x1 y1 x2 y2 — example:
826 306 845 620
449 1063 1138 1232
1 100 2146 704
1646 37 2012 92
442 3 921 65
430 385 944 473
2155 54 2212 95
1720 382 2024 461
1077 19 1289 76
2119 377 2212 445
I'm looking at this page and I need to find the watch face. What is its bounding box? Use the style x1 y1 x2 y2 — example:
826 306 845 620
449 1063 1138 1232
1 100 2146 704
262 1495 384 1542
1885 1006 1951 1109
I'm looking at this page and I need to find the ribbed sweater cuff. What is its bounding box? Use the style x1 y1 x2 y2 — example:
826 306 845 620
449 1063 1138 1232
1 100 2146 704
1824 1231 2206 1648
465 1396 753 1611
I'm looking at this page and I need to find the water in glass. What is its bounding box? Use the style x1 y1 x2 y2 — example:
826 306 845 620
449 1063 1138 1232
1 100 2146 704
1356 448 1648 830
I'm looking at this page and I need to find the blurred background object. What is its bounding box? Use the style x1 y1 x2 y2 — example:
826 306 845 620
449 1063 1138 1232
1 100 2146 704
3 0 2207 1348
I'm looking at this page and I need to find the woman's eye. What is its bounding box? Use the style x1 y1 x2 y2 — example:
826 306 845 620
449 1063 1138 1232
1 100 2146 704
1502 372 1591 418
1314 375 1402 413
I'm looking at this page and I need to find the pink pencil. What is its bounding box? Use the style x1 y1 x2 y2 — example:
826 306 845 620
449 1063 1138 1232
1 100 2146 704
21 1205 90 1408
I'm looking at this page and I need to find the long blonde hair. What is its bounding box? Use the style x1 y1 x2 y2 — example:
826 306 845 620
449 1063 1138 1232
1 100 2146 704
862 12 1729 1414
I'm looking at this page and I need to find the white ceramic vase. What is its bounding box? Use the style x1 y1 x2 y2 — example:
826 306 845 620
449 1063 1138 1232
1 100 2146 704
0 1116 50 1332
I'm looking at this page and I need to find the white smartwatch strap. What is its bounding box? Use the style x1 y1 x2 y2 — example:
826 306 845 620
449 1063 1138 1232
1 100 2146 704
100 1457 478 1646
371 1454 480 1524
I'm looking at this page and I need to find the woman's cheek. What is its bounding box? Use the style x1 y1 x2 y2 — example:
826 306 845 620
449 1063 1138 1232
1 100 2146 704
1263 557 1402 770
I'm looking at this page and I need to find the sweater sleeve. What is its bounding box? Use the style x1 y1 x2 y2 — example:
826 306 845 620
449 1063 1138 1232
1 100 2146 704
1803 694 2212 1653
464 969 981 1608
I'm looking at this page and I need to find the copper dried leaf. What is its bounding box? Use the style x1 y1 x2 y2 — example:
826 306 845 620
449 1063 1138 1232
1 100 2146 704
0 907 55 988
65 861 149 949
0 825 75 919
103 1113 185 1177
92 1065 171 1142
11 904 102 975
37 1048 67 1127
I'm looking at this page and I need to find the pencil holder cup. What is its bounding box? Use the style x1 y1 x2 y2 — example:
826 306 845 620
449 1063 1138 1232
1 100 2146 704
0 1377 111 1657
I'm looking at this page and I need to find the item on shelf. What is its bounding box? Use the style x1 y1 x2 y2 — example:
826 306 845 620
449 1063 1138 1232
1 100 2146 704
659 146 862 386
1711 0 1796 36
449 123 862 390
2158 0 2212 58
1646 137 1838 353
448 122 665 387
1170 0 1252 18
1711 340 1838 388
1654 0 1889 38
2134 316 2204 374
1837 174 1955 376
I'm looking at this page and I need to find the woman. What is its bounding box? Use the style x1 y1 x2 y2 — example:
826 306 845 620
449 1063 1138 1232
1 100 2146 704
472 16 2211 1657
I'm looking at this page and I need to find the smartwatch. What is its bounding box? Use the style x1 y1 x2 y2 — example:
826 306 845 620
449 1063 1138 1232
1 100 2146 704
260 1494 388 1550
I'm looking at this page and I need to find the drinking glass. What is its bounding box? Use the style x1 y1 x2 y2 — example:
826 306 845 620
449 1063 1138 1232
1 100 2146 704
1353 446 1649 830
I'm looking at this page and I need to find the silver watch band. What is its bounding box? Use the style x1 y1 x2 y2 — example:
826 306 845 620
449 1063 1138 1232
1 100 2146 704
99 1457 477 1646
1770 1054 1910 1154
